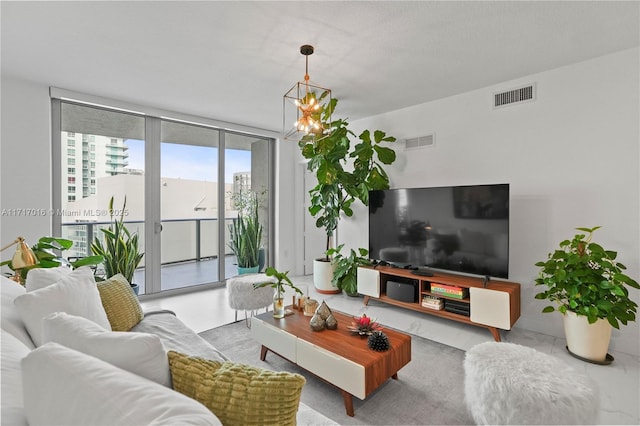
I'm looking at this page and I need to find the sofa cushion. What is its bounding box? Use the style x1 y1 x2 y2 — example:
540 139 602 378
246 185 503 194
22 342 221 426
168 351 305 426
42 312 171 387
14 267 111 346
1 276 35 348
25 265 72 292
1 330 29 426
132 311 227 362
97 274 143 331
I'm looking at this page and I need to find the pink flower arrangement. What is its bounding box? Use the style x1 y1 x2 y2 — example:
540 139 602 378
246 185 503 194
348 314 383 335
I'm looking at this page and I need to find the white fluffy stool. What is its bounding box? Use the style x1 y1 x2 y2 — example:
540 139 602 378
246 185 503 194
227 273 276 326
464 342 598 425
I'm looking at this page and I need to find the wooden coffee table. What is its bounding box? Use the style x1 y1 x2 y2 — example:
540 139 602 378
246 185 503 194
251 307 411 417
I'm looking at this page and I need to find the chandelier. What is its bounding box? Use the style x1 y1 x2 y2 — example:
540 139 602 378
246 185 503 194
283 45 332 141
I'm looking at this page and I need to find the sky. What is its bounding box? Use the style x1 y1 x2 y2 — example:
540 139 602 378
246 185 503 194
126 139 251 183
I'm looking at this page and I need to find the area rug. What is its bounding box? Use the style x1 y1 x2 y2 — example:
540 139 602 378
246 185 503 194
199 320 474 425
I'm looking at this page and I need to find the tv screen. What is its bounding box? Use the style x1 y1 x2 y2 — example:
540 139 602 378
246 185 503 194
369 184 509 279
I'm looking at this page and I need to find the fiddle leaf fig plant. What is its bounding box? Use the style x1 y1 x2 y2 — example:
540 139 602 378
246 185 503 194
299 96 397 259
534 226 640 329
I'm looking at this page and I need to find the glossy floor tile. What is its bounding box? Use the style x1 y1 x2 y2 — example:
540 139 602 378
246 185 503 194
141 274 640 425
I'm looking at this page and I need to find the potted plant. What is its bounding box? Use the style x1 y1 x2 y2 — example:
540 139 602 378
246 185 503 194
228 188 268 271
228 192 263 274
253 267 304 318
299 95 396 292
326 245 372 296
1 236 103 283
534 226 640 363
90 196 144 294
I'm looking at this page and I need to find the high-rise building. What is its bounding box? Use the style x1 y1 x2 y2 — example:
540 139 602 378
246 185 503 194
62 132 129 205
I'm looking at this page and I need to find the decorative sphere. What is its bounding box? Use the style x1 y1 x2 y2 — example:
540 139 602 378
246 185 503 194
367 331 390 351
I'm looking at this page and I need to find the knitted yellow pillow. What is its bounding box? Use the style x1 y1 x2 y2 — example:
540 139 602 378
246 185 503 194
97 274 143 331
168 351 305 426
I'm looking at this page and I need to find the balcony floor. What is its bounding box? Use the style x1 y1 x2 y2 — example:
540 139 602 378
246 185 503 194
134 255 239 294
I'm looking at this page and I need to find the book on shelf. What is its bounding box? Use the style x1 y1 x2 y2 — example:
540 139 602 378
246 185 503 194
430 283 469 299
421 295 444 310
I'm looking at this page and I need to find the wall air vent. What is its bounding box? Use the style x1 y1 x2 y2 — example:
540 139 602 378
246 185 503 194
494 84 536 108
404 133 435 150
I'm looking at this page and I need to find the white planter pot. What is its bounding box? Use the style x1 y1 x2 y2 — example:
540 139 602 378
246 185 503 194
563 310 612 362
313 259 339 294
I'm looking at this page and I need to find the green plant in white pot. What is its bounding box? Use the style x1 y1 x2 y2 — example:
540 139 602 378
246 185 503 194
326 245 372 296
534 226 639 363
299 95 396 293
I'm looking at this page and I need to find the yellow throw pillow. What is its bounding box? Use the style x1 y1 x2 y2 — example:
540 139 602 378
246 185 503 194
97 274 143 331
168 351 305 426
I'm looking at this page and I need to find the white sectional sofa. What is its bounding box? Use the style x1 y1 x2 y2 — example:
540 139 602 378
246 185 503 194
1 271 335 425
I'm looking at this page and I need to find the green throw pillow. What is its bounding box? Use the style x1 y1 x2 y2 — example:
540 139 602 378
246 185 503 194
168 351 305 426
97 274 143 331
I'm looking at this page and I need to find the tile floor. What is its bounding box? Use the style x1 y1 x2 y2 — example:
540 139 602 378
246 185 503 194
141 275 640 425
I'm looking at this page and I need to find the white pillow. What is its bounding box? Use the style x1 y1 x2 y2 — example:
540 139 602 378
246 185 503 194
21 342 221 426
14 267 111 346
0 276 35 348
42 312 171 387
1 330 30 426
25 265 72 292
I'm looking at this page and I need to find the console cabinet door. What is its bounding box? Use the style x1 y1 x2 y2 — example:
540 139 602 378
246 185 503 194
469 287 511 330
357 267 380 298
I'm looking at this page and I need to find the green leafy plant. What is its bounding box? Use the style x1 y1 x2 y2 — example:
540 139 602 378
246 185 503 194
326 245 372 296
228 192 262 268
1 237 103 282
90 196 144 284
253 266 304 296
534 226 640 329
298 95 397 259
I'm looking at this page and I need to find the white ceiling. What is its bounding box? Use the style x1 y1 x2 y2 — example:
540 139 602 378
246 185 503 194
2 1 638 133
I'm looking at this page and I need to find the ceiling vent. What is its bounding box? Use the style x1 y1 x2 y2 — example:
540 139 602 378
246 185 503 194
404 133 435 150
494 84 536 108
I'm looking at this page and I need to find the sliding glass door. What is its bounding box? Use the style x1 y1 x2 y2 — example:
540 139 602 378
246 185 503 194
53 97 274 296
159 120 221 291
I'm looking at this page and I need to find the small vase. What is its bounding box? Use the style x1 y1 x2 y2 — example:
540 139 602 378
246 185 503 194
273 289 285 319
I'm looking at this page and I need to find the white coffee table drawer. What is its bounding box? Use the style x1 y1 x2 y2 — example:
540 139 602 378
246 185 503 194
296 339 366 399
251 318 297 362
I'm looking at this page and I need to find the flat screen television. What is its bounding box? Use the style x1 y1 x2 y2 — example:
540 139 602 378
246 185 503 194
369 183 509 279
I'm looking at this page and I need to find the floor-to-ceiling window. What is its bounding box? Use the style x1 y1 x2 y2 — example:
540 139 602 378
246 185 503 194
52 93 275 296
54 101 147 292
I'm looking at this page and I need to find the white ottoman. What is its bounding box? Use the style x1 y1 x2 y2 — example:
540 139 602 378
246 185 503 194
227 274 276 325
464 342 599 425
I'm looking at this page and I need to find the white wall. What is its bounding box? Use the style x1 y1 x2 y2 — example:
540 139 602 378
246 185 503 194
339 48 640 356
0 77 52 244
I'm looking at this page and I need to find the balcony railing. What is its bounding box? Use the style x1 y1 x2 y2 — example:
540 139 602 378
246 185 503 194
62 218 242 294
61 218 236 265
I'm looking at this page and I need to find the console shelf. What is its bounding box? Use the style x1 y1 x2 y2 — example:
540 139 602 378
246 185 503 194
357 266 521 342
